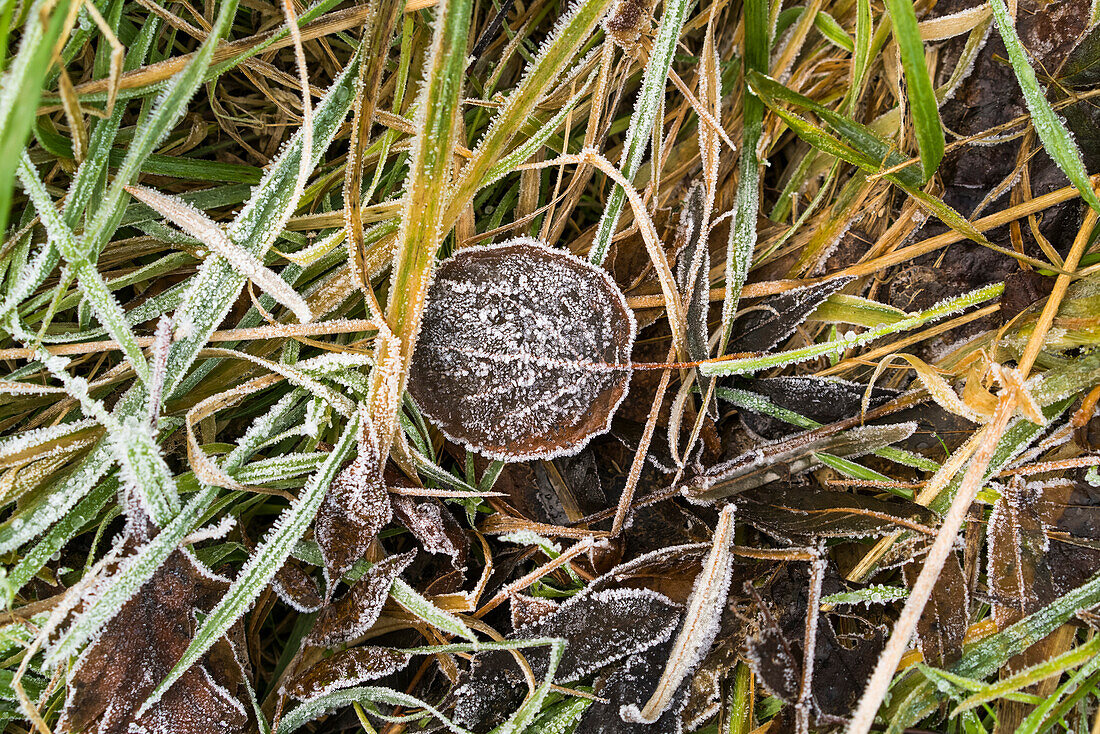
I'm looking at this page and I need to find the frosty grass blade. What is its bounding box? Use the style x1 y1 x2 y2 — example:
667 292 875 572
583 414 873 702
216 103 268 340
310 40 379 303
408 238 636 461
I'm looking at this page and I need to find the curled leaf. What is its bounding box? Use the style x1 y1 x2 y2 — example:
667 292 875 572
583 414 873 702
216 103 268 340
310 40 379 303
270 561 324 613
409 238 636 460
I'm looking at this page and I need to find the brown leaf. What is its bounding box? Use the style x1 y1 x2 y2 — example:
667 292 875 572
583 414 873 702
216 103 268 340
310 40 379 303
904 552 968 668
729 275 854 354
316 417 392 584
391 495 467 567
738 486 939 543
453 587 682 730
408 238 636 461
509 593 560 631
287 646 411 701
675 183 716 418
270 560 324 613
308 551 416 647
58 548 252 734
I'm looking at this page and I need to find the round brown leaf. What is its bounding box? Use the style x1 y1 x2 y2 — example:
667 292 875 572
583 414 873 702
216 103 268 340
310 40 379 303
409 238 636 461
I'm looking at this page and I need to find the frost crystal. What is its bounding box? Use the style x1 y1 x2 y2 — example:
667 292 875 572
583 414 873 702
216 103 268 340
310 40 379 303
408 238 636 461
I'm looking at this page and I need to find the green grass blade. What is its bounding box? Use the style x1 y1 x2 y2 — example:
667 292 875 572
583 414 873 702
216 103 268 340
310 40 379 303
81 0 241 260
883 0 944 181
588 0 696 264
702 282 1004 376
0 0 74 238
443 0 617 231
990 0 1100 214
720 0 769 349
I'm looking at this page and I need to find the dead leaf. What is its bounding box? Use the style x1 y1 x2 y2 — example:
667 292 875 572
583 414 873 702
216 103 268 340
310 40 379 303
270 560 324 613
57 547 252 734
308 551 416 647
729 276 854 354
904 552 968 668
287 646 411 701
453 587 681 730
316 415 392 585
408 238 636 461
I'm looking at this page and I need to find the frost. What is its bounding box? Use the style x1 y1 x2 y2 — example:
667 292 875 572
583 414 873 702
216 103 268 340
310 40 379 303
730 275 855 354
308 551 416 647
287 647 411 702
408 238 636 461
270 562 324 613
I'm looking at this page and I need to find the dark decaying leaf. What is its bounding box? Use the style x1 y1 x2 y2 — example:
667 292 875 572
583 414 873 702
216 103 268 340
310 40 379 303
738 486 939 543
745 564 884 720
685 422 918 502
675 182 716 418
391 494 467 567
735 375 900 440
509 593 560 630
580 639 689 734
452 587 681 731
287 646 411 701
408 238 636 461
270 560 324 613
58 548 252 734
988 478 1100 630
903 552 968 668
307 551 416 647
315 418 392 584
728 275 854 354
1060 21 1100 87
984 477 1100 731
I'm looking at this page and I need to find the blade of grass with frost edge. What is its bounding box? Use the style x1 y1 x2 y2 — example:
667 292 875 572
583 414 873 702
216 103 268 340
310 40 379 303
720 0 768 350
370 0 472 444
16 155 150 382
588 0 697 265
164 49 362 398
442 0 617 231
137 413 359 717
0 0 74 239
990 0 1100 214
883 0 944 181
701 282 1004 376
81 0 240 261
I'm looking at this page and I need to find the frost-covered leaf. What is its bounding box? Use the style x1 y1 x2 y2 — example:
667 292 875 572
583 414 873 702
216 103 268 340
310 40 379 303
453 587 680 730
287 647 411 702
1060 22 1100 88
316 414 392 584
308 551 416 647
745 564 883 720
57 547 252 734
904 552 968 668
580 641 688 734
733 376 899 440
738 486 938 542
685 422 918 502
408 238 636 461
270 561 323 614
391 494 466 568
675 183 715 417
729 275 854 354
509 594 560 631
